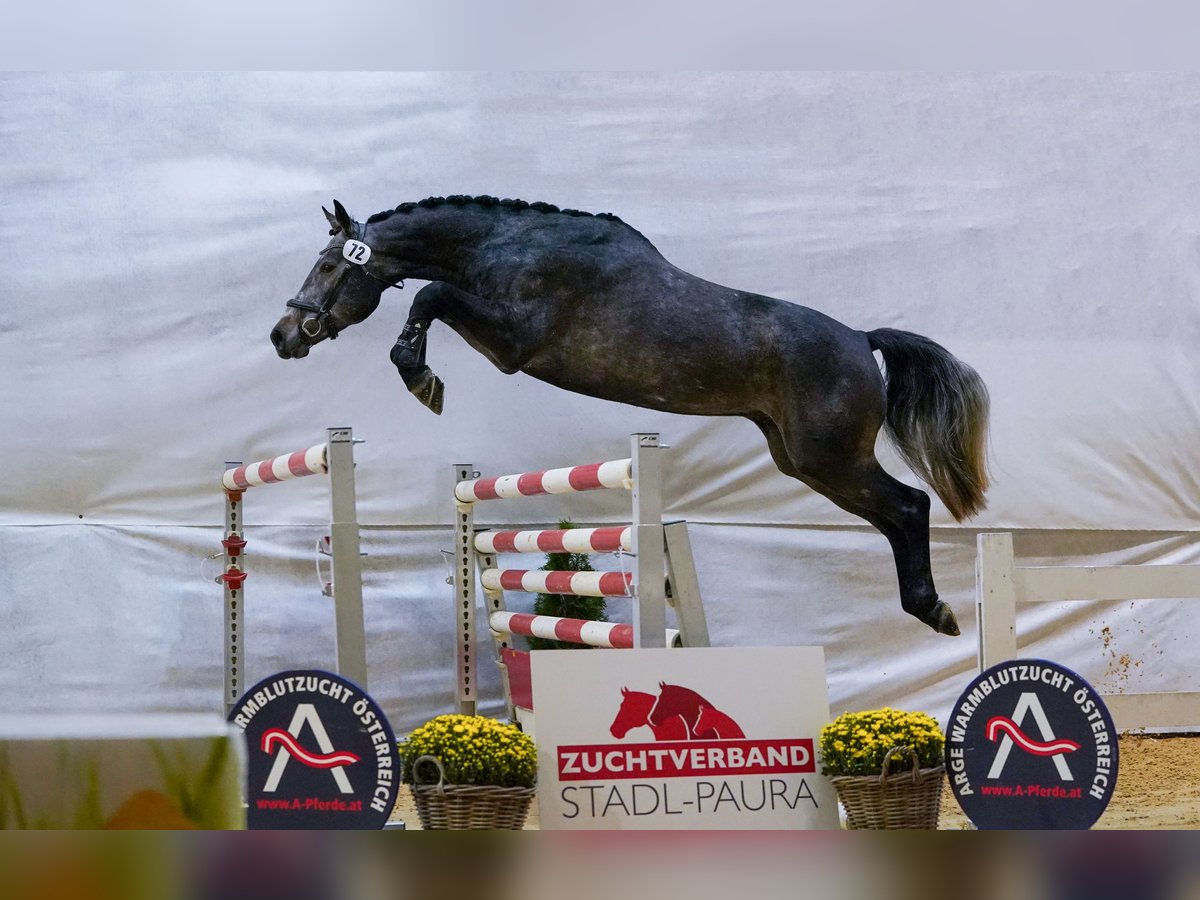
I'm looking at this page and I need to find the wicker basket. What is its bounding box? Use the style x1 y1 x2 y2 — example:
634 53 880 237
831 745 945 830
408 755 536 830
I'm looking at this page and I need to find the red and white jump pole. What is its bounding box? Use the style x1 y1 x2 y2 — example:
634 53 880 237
488 611 682 650
222 443 328 491
492 611 635 648
474 526 633 554
481 568 633 597
453 459 633 502
221 426 366 715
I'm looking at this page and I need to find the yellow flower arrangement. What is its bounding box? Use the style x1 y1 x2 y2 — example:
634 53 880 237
400 714 537 788
818 708 944 777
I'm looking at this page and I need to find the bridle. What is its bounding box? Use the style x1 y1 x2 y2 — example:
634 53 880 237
286 226 405 340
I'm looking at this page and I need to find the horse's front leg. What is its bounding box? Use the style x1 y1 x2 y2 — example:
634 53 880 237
391 281 534 414
391 320 442 414
390 283 459 414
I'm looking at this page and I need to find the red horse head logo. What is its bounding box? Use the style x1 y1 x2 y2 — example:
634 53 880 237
609 683 743 741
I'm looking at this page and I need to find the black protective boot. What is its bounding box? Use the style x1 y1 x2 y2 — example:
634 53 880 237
391 324 444 414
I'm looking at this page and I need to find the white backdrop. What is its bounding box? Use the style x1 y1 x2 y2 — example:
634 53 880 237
3 72 1199 732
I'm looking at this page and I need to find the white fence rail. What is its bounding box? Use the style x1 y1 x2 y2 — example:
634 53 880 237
977 532 1200 732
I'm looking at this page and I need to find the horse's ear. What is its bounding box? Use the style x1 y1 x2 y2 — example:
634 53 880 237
322 205 339 234
621 687 629 696
332 199 356 237
658 681 666 689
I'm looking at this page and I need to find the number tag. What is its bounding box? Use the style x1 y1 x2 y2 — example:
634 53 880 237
342 240 372 265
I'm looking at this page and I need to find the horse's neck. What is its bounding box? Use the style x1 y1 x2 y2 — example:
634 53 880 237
700 710 726 731
364 203 653 293
627 693 655 720
658 685 707 714
366 207 498 285
652 715 687 740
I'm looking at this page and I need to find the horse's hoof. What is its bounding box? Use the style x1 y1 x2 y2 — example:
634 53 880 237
409 370 444 415
426 377 444 415
929 602 960 636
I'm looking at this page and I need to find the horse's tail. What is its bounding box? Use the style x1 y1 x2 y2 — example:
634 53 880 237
867 328 990 521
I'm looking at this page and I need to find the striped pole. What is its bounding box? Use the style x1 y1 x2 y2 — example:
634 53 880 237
481 568 632 598
474 526 632 555
454 458 632 502
489 612 682 649
490 611 633 648
221 443 327 492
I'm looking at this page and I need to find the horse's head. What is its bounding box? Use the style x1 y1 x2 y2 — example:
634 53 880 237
647 682 671 726
609 687 654 739
270 200 390 359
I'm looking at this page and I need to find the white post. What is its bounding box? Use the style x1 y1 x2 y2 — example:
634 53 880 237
222 465 246 716
977 532 1019 670
326 427 368 689
477 547 518 721
453 463 478 714
631 433 666 648
664 521 710 647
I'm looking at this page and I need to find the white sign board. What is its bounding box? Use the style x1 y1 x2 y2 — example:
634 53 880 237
531 646 838 830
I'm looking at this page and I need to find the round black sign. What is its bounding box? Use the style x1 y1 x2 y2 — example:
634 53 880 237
228 669 399 829
946 659 1117 829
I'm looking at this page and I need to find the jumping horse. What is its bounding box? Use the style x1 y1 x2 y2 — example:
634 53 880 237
271 195 990 635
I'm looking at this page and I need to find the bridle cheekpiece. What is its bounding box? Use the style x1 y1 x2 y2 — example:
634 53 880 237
286 223 404 340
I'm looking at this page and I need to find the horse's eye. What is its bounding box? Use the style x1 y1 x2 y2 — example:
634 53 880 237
319 262 336 274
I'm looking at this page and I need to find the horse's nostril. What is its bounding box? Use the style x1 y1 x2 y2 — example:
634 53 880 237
270 327 283 349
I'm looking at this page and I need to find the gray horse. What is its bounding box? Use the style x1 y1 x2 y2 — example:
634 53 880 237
272 195 989 635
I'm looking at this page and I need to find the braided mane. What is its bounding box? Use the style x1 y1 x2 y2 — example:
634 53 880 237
365 194 623 226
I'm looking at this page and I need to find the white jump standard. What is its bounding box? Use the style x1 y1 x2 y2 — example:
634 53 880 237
453 433 709 721
220 427 367 715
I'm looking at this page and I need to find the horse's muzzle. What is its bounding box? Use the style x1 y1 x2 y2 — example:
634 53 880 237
270 322 310 359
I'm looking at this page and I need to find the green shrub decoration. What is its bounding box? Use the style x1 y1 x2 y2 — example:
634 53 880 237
400 715 538 788
818 708 945 777
529 519 607 650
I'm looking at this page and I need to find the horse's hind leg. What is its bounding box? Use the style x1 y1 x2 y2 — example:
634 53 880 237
828 462 957 635
753 416 957 636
